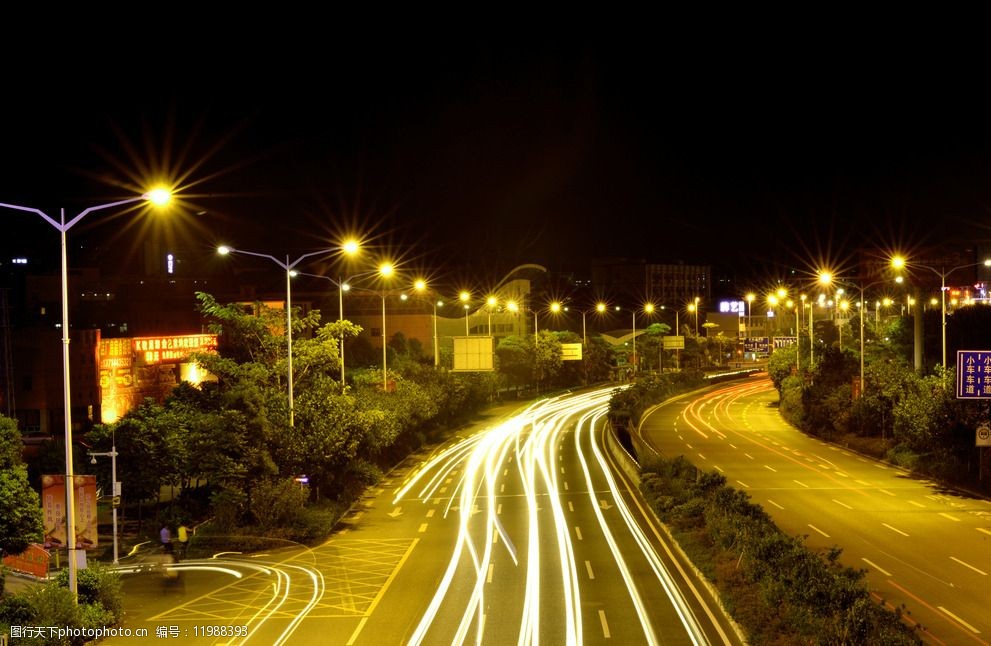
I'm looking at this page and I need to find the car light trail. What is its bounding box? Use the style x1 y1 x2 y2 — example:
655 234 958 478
395 386 714 644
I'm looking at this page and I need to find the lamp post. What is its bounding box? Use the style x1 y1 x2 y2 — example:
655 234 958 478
893 256 991 368
745 293 755 340
459 291 471 336
631 303 654 373
414 280 442 367
88 442 119 565
0 188 171 595
582 302 607 346
486 296 498 336
218 245 339 426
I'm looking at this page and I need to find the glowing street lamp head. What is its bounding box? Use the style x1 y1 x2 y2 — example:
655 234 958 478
550 301 562 313
379 262 394 277
768 295 779 307
745 293 755 304
644 303 655 314
818 271 833 286
776 287 787 299
596 302 606 313
507 301 519 313
342 239 360 256
414 279 427 292
217 245 232 255
891 255 906 270
145 187 172 206
487 296 498 308
459 291 470 303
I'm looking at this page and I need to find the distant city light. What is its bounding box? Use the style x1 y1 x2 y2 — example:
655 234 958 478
12 257 27 264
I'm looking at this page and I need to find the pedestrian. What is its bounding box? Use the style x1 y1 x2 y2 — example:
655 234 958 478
176 522 190 559
160 523 173 553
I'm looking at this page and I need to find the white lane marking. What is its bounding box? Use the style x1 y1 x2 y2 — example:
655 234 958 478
598 610 611 638
938 606 980 633
568 501 574 512
939 513 961 522
862 558 891 576
764 465 777 472
978 528 991 537
487 564 494 583
794 480 809 488
698 453 707 461
575 526 583 541
808 524 830 538
744 453 754 460
736 480 750 488
426 509 435 518
418 523 428 533
496 504 502 515
766 499 784 510
832 499 853 510
950 556 988 576
908 500 925 508
878 489 895 497
882 523 909 537
585 560 595 580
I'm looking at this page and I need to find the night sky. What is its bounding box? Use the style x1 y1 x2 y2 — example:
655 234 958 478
4 34 991 294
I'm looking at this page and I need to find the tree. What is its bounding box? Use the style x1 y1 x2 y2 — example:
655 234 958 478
0 416 44 555
496 335 534 393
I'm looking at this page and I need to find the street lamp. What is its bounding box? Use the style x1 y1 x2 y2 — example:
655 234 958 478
0 188 172 595
631 303 655 373
217 244 339 426
459 291 471 336
745 293 755 339
88 442 119 565
414 280 442 367
581 302 607 346
893 255 991 368
486 296 498 336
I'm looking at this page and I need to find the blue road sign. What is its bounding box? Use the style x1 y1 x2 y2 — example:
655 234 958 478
956 350 991 399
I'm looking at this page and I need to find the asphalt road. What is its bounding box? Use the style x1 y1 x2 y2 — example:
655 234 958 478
637 374 991 646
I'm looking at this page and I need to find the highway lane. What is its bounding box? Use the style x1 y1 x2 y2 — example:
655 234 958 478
638 374 991 645
350 386 740 644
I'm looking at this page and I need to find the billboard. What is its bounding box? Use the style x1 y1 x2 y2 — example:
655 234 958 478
453 336 494 371
561 343 583 360
41 475 98 549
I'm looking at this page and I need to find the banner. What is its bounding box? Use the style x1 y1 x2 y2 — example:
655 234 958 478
41 475 98 549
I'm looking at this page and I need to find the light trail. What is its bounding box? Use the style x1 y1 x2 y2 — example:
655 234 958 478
396 386 717 644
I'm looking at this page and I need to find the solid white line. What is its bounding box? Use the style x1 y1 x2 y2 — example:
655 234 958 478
882 523 909 537
862 558 891 576
938 606 980 633
598 610 611 638
950 556 988 576
585 560 595 580
808 524 830 538
346 617 369 645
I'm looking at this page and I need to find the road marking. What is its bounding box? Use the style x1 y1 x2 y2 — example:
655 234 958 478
744 453 754 460
908 500 925 508
575 527 583 541
561 467 565 474
585 560 595 579
764 465 777 472
598 610 611 638
978 528 991 537
862 558 891 576
426 509 435 518
445 478 452 484
418 523 428 533
855 479 871 487
878 489 895 497
808 524 830 538
950 556 988 576
433 498 441 505
736 480 750 489
504 469 508 476
766 499 784 510
939 513 961 522
938 606 980 633
500 484 505 493
882 523 909 537
496 504 502 515
439 487 447 494
729 443 738 449
568 501 574 512
714 465 724 473
793 480 809 488
686 443 694 450
564 481 570 491
698 453 707 461
487 564 494 582
350 511 364 521
832 499 853 510
347 617 369 645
